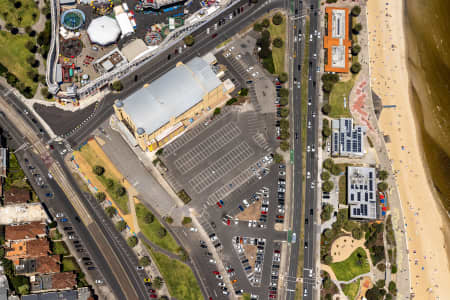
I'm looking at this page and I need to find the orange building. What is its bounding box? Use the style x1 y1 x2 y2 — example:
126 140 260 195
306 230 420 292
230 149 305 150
324 7 352 73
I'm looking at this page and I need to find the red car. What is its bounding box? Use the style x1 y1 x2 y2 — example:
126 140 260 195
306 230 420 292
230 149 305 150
150 295 157 298
148 289 155 293
276 136 281 140
227 219 231 226
276 215 284 219
213 271 220 275
227 268 234 273
216 202 222 208
261 211 267 215
274 250 280 253
269 295 276 298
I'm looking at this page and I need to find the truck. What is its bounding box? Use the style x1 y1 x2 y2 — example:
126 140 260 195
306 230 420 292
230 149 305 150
122 2 129 12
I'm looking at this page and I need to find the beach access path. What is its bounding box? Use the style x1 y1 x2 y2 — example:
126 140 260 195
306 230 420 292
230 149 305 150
368 0 450 299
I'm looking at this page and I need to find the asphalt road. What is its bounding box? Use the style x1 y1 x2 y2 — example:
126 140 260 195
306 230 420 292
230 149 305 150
0 84 149 300
36 0 285 148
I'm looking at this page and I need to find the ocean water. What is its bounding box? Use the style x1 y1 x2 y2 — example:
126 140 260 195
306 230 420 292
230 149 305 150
404 0 450 212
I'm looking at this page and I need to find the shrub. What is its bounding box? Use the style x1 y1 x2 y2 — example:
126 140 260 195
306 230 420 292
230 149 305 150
280 108 289 118
322 127 331 138
106 179 114 188
375 280 385 289
40 87 50 98
143 212 154 224
115 186 126 197
322 158 334 170
14 1 22 8
182 217 192 225
272 13 283 25
352 44 361 56
322 81 334 93
377 170 389 180
273 37 283 48
259 47 272 59
105 206 117 218
321 204 333 221
139 256 151 266
0 63 8 75
184 35 195 46
273 152 284 163
115 220 127 232
165 216 173 224
322 103 331 115
322 181 334 192
324 254 332 264
278 72 288 83
388 281 397 295
352 227 363 240
213 107 221 116
331 164 342 176
226 98 238 105
391 264 397 274
376 263 386 272
239 88 249 96
280 97 288 106
351 62 362 74
378 182 388 191
95 192 106 202
320 172 330 181
261 18 270 27
127 236 138 247
351 6 361 16
111 80 123 91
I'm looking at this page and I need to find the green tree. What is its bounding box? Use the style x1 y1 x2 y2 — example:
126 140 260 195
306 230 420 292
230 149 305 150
156 148 164 155
253 23 263 32
353 23 363 34
106 178 114 188
322 81 334 93
105 206 117 218
279 97 288 106
40 87 50 99
391 264 398 274
385 294 393 300
144 212 154 224
213 107 221 116
378 182 388 191
259 47 271 59
351 5 361 16
261 30 270 40
388 281 397 296
321 203 333 221
278 72 288 83
322 126 331 138
165 216 174 224
378 170 389 180
226 98 238 105
95 192 106 202
323 158 334 170
272 13 283 25
322 181 334 192
139 256 151 266
127 236 138 247
376 263 386 272
351 44 361 56
279 88 289 97
322 103 332 115
261 18 270 27
116 220 127 232
115 186 126 197
11 275 29 295
239 88 249 96
280 141 290 152
93 165 105 176
375 280 385 289
153 276 163 289
365 287 383 300
273 152 284 163
280 108 289 118
280 119 289 130
111 80 123 91
157 226 167 238
182 217 192 225
272 37 283 48
351 62 362 74
183 35 195 46
324 254 332 265
331 164 342 176
321 171 330 181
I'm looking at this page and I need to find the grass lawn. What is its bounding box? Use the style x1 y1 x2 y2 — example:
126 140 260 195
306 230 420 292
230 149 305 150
51 241 69 256
267 16 286 74
338 175 347 204
216 38 232 49
149 248 202 300
342 279 360 300
331 247 370 281
4 152 30 191
242 294 251 300
328 75 355 118
0 31 38 95
0 0 40 27
77 142 129 214
62 257 80 272
135 204 179 254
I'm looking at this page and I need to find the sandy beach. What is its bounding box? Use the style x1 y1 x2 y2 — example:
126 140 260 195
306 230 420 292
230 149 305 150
368 0 450 298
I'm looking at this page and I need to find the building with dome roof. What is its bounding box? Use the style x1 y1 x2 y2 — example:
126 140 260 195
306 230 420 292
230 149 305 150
113 56 232 152
87 16 121 46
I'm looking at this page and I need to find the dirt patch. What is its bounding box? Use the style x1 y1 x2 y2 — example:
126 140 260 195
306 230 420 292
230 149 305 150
236 201 261 221
330 236 367 263
243 244 257 269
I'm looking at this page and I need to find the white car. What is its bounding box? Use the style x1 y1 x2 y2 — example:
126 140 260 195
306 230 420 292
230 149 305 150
243 199 249 207
278 208 285 214
218 282 226 287
261 207 268 212
311 145 316 152
248 220 252 227
308 121 311 129
312 112 316 118
136 266 144 270
278 187 286 193
56 213 64 218
307 146 311 152
95 280 104 284
229 46 235 51
216 275 223 280
209 259 216 264
236 54 242 59
311 182 315 189
252 220 258 227
307 171 311 179
225 52 231 57
262 187 269 193
279 171 286 176
222 291 229 295
189 227 198 232
60 149 67 156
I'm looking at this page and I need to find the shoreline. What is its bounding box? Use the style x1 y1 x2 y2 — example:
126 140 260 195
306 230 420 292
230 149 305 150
367 0 450 299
